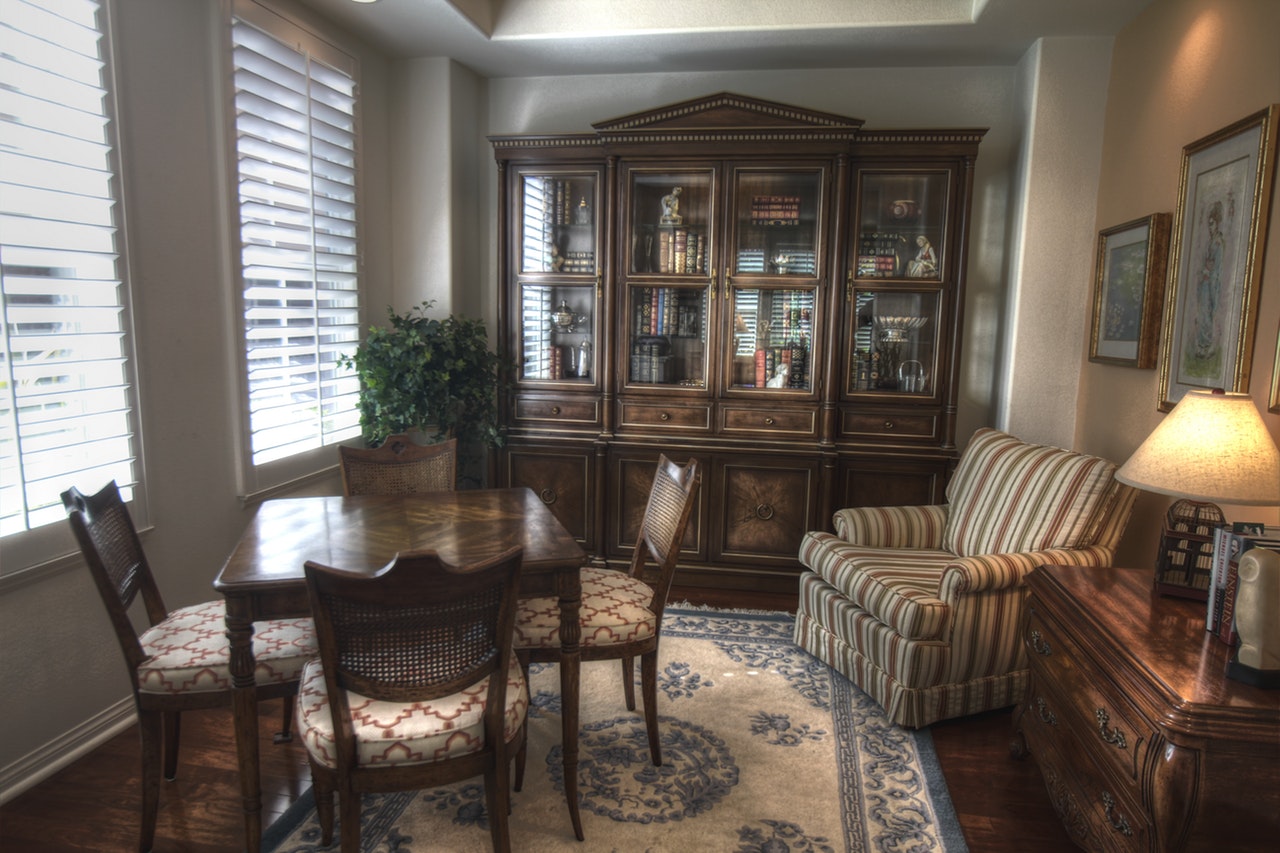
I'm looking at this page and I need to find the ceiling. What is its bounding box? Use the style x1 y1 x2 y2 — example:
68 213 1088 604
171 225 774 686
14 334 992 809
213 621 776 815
293 0 1156 78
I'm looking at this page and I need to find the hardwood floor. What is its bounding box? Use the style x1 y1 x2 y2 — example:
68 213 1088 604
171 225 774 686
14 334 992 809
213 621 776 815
0 586 1074 852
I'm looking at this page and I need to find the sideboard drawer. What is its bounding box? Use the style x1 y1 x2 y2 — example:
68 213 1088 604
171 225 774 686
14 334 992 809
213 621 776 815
513 395 600 426
619 400 713 432
1025 607 1153 789
840 409 938 441
720 405 816 437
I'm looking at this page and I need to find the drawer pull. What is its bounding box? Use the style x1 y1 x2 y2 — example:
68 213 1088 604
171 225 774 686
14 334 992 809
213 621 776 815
1095 708 1127 749
1034 697 1057 726
755 504 775 521
1100 791 1133 837
551 406 561 416
1029 630 1052 656
883 419 895 430
660 412 670 421
538 488 558 505
764 417 775 426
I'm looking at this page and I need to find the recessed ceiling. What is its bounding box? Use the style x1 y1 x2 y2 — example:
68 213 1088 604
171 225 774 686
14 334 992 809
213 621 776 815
292 0 1154 77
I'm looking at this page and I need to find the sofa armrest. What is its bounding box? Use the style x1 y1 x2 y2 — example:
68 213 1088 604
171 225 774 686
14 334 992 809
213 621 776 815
938 545 1117 599
832 504 949 548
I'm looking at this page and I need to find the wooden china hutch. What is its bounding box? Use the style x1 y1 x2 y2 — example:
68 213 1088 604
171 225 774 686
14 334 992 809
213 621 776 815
491 93 983 593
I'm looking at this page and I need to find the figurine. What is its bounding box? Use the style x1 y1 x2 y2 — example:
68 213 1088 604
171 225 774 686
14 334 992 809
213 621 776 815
906 235 937 278
660 187 683 224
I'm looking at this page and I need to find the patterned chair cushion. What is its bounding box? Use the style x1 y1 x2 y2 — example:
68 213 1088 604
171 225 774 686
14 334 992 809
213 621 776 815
294 655 528 769
136 600 316 695
514 567 656 650
942 428 1118 558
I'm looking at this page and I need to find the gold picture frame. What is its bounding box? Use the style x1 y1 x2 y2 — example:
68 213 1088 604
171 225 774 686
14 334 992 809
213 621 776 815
1089 213 1170 368
1270 324 1280 414
1158 105 1279 411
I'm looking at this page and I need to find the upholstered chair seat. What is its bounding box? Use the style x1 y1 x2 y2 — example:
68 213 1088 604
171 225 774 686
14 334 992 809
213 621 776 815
136 600 315 695
514 567 658 649
295 654 528 769
794 428 1137 728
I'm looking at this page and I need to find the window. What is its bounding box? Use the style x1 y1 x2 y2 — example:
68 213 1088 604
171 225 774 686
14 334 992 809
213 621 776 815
0 0 142 563
229 4 361 494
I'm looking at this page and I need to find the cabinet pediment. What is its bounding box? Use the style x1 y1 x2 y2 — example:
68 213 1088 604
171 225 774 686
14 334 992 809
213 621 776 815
592 91 863 141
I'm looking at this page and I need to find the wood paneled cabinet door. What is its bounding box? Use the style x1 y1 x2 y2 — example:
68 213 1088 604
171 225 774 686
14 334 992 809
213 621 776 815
491 94 982 595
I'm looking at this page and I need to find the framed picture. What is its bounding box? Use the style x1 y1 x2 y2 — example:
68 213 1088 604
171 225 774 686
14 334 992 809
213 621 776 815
1270 325 1280 414
1089 213 1170 367
1158 105 1279 411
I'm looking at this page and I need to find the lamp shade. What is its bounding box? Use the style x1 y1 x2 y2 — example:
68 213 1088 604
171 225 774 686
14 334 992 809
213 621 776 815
1116 389 1280 505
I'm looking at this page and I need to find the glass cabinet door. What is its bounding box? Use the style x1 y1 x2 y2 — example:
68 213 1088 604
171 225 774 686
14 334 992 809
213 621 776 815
730 168 823 278
515 170 599 383
627 170 714 276
727 287 815 391
626 285 708 387
854 171 950 281
848 288 941 395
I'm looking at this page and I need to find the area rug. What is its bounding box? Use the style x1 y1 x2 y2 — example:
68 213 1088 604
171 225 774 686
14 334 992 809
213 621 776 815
265 607 967 852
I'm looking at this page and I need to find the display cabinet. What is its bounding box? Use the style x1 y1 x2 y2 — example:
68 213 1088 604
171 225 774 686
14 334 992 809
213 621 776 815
492 95 982 593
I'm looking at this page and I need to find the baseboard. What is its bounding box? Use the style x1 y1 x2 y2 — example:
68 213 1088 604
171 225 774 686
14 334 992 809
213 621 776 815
0 697 135 805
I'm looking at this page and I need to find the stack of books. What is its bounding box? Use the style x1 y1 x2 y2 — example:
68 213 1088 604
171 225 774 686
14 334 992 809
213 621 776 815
1207 522 1280 645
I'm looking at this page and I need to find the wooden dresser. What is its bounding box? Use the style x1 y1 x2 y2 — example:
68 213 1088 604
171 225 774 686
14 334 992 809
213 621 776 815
1012 565 1280 852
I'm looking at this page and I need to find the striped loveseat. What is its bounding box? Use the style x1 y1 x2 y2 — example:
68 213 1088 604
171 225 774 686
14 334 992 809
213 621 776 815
794 428 1136 728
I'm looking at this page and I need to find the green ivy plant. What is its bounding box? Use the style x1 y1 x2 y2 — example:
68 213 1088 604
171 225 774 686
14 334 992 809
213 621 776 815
340 301 504 449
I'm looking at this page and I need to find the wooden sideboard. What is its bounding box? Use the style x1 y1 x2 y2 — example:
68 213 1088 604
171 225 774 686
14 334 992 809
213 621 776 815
1012 565 1280 852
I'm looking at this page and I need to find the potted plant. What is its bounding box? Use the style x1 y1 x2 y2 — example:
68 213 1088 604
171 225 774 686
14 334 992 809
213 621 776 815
341 301 504 456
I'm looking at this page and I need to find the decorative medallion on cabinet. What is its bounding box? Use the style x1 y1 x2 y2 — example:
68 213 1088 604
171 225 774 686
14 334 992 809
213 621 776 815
492 93 983 592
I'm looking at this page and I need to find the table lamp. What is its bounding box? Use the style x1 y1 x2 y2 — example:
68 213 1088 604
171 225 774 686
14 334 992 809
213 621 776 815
1116 388 1280 686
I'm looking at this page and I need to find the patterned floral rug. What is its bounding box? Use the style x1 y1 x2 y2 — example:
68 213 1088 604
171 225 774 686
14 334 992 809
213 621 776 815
265 607 967 852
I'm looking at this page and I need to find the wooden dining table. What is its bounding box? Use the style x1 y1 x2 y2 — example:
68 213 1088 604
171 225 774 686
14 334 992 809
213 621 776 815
214 488 588 852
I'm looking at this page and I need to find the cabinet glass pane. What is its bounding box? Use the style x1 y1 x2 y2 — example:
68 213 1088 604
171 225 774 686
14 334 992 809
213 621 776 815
519 282 595 381
849 289 940 394
627 286 707 387
628 171 713 275
733 170 822 276
520 173 597 274
854 172 949 280
728 288 815 391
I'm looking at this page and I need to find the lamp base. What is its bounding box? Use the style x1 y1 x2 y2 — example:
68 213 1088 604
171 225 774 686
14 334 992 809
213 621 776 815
1226 654 1280 689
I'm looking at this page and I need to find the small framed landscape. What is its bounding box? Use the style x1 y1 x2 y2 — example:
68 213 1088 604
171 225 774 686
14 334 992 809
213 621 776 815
1158 105 1279 411
1089 213 1170 368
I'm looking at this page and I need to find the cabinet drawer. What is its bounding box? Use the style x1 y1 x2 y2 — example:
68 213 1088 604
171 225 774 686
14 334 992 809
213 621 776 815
513 395 600 426
1025 607 1153 789
841 409 938 440
720 406 816 437
1022 694 1151 853
619 401 712 432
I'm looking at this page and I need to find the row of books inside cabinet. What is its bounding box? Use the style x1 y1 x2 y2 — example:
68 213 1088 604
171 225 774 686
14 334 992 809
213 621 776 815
749 195 801 226
1207 522 1280 646
539 178 591 227
639 227 707 275
633 288 703 337
552 248 595 273
856 231 939 279
751 342 809 389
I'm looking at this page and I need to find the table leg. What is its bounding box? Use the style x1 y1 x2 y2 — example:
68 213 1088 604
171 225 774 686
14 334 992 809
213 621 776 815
225 597 263 853
558 568 584 841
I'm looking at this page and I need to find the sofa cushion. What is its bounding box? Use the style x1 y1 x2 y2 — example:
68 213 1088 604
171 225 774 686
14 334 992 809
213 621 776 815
798 531 955 640
942 428 1118 558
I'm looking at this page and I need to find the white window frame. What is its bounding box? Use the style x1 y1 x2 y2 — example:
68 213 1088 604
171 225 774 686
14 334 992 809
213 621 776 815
222 0 363 501
0 0 147 578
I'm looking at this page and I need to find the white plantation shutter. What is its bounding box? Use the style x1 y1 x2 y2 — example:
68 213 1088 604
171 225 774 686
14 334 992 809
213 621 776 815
230 12 361 481
0 0 142 554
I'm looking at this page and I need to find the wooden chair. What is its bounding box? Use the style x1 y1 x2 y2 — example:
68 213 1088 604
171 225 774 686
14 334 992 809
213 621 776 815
62 481 316 853
338 434 457 495
297 546 528 853
513 454 700 776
